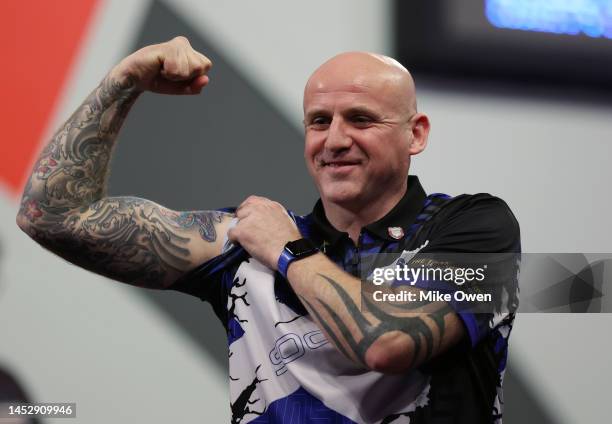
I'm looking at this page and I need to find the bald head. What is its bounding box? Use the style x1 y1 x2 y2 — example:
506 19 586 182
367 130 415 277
304 52 417 117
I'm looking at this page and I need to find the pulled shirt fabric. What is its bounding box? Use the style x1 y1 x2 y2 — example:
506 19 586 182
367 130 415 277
170 176 521 423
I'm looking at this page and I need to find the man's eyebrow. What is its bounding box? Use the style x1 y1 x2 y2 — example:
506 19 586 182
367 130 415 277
304 106 379 121
343 106 379 117
304 108 329 121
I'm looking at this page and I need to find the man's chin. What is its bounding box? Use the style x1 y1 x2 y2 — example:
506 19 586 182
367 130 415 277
319 184 363 207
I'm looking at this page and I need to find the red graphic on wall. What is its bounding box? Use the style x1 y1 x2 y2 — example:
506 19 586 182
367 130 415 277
1 0 100 196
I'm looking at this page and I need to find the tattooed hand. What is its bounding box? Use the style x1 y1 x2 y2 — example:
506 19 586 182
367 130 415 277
228 196 302 270
112 35 212 95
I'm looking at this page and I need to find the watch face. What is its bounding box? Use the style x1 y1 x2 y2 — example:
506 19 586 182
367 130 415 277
286 238 317 256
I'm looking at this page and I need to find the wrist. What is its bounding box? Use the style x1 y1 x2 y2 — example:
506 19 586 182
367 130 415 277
109 62 144 94
285 252 320 282
277 238 319 279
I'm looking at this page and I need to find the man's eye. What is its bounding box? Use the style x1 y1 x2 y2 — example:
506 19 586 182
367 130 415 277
351 115 373 126
310 117 330 128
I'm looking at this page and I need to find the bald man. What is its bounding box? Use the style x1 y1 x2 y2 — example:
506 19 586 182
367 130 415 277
17 37 520 423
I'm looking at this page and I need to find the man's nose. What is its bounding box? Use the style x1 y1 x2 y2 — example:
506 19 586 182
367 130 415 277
325 118 352 151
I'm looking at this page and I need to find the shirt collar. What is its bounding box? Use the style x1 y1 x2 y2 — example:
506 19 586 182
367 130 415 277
310 175 427 245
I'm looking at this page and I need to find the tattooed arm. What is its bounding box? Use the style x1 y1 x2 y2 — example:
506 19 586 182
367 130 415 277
228 196 465 374
16 36 233 288
285 254 465 374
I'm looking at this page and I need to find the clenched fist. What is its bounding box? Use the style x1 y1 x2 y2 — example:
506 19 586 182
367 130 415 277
110 36 212 95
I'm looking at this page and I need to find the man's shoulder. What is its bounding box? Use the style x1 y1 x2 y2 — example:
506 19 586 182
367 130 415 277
437 193 518 223
419 192 521 253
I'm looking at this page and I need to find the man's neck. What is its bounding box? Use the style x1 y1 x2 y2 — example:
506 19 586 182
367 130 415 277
321 183 408 244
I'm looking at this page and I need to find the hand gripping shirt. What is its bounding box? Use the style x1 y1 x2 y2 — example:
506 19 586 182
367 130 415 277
170 176 521 424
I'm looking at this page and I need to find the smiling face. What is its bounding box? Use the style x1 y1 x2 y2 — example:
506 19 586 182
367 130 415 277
303 52 428 213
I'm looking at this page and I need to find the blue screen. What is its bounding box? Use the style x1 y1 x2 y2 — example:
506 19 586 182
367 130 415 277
486 0 612 39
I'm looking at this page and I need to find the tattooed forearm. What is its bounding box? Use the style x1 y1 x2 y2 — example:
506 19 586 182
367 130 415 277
16 71 226 288
21 73 140 213
299 273 454 371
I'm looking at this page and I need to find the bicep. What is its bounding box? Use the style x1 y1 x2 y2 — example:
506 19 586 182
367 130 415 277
25 196 234 288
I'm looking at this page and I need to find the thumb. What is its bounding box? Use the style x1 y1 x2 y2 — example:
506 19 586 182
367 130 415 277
188 74 210 93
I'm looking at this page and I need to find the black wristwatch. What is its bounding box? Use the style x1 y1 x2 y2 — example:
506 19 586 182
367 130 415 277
277 238 319 279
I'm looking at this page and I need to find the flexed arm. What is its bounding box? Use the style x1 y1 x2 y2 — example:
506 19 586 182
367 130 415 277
16 37 233 288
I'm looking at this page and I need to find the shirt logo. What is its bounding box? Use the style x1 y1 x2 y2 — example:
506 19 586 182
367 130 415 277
387 226 405 239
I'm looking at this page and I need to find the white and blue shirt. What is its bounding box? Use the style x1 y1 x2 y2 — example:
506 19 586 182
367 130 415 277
171 176 521 423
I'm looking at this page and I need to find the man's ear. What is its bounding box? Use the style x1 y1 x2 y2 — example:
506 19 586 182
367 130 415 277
407 113 430 155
